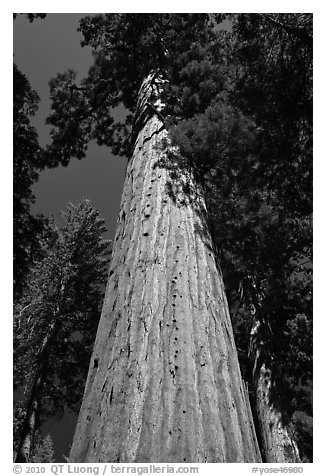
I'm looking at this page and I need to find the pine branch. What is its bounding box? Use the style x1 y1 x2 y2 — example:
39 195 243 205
265 15 312 45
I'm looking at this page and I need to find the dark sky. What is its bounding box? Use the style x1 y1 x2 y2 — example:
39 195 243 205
13 13 127 240
13 13 128 461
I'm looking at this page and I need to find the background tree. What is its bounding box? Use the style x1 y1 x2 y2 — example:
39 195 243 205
224 13 312 462
13 13 46 22
29 433 55 463
14 200 110 462
13 63 49 298
13 13 49 297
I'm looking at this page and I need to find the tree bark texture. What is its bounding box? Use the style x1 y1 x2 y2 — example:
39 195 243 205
70 72 262 463
254 362 300 463
249 315 300 463
16 322 55 463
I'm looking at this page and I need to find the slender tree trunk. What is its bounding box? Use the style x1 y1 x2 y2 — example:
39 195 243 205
249 308 300 462
15 322 55 463
70 72 261 463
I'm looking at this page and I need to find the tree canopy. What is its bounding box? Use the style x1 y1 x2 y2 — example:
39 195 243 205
14 200 110 461
13 63 50 298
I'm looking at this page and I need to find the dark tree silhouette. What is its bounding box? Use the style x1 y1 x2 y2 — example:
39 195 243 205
14 201 110 462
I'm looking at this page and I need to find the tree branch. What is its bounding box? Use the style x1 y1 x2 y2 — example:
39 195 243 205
265 15 312 45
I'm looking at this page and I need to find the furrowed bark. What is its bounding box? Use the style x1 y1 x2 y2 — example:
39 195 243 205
255 361 300 463
70 72 261 463
248 299 300 463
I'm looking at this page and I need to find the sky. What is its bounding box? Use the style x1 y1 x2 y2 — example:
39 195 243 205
13 13 127 240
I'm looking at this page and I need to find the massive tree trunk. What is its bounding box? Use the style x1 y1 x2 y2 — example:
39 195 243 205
70 72 261 463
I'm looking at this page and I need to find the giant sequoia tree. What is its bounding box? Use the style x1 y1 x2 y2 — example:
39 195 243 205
45 13 312 463
47 14 262 463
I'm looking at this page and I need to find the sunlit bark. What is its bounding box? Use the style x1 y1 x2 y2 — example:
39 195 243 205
248 299 300 463
70 72 261 463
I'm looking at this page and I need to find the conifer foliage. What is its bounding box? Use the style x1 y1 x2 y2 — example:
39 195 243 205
14 201 110 462
13 63 49 298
